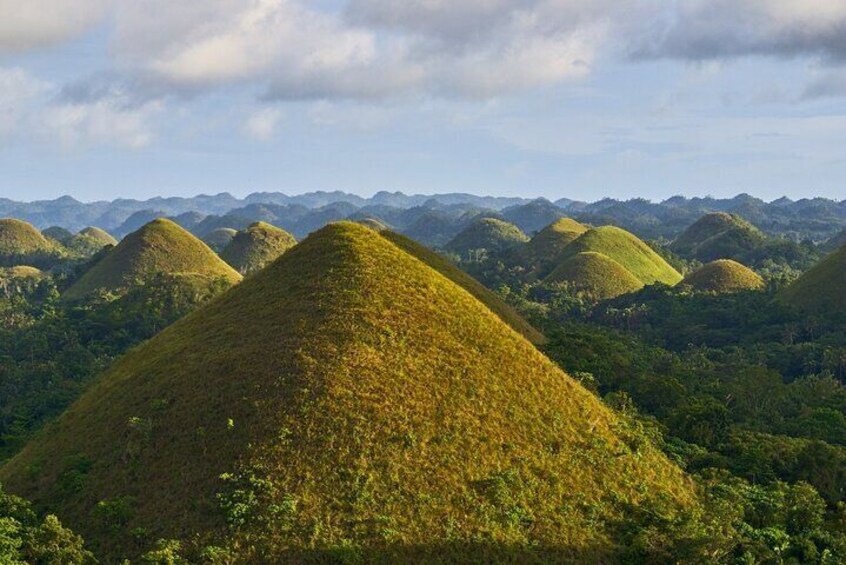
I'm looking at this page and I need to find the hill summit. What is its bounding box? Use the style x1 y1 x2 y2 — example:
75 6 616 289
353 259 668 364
0 219 61 268
519 218 588 277
681 260 764 293
220 221 297 274
63 218 241 300
445 217 528 257
778 245 846 314
544 251 644 299
1 222 694 562
66 227 118 257
670 212 766 262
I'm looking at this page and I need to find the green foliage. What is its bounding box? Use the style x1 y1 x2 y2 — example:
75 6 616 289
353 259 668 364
778 245 846 315
65 227 117 258
219 221 297 275
201 228 237 253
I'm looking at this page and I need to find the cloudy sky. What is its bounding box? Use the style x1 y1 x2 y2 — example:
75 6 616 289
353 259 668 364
1 0 846 202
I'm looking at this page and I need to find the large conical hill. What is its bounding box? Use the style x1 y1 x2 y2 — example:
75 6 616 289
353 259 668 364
777 245 846 314
558 226 682 286
681 259 764 293
544 252 644 300
519 218 589 277
63 218 241 300
444 217 528 256
1 222 695 562
219 221 297 275
0 218 62 268
670 212 766 262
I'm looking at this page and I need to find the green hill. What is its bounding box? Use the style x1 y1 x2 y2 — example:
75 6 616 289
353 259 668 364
202 228 238 253
681 260 764 293
557 226 682 286
220 221 297 275
670 212 766 262
42 226 73 244
0 219 62 268
545 252 644 300
354 217 389 232
822 229 846 253
63 218 241 301
777 245 846 314
379 229 545 344
0 266 45 297
445 217 528 257
0 222 696 562
520 218 588 269
66 227 118 257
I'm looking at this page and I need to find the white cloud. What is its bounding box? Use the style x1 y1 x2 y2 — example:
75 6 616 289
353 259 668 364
0 68 47 139
244 106 283 140
0 0 110 53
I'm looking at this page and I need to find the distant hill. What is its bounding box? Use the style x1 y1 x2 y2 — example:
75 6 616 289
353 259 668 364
41 226 73 244
556 226 682 286
822 230 846 253
680 260 765 293
352 217 389 231
0 222 694 561
778 246 846 314
545 251 644 299
444 217 528 257
202 228 238 252
220 222 297 275
0 219 62 268
500 199 565 234
670 213 767 262
63 218 241 300
519 218 589 277
65 227 117 257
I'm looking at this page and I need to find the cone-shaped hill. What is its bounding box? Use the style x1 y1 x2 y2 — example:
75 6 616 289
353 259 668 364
520 218 589 277
670 212 766 262
545 252 644 300
63 218 241 301
0 218 62 268
202 227 238 253
681 260 764 293
42 226 73 244
1 222 695 562
66 227 118 257
777 245 846 314
445 217 528 256
220 221 297 275
552 226 682 287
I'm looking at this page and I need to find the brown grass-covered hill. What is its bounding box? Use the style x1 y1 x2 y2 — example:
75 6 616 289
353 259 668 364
445 217 528 257
519 218 588 278
681 260 765 293
1 222 696 562
63 218 241 301
220 221 297 275
777 244 846 314
552 226 682 287
66 227 118 257
0 219 63 268
544 252 644 300
670 212 766 262
202 227 238 253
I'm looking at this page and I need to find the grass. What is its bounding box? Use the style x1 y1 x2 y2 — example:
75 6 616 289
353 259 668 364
777 245 846 313
680 260 764 293
66 227 117 257
63 218 241 301
0 219 63 268
544 252 644 300
444 218 528 256
670 212 766 262
519 218 588 278
220 221 297 275
1 222 696 562
557 226 682 286
202 228 238 253
379 229 545 344
354 218 389 232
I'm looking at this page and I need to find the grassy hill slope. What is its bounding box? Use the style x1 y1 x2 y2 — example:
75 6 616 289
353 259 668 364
559 226 682 286
0 219 62 268
519 218 588 277
545 252 644 299
445 218 528 256
220 221 297 275
63 218 241 300
670 212 766 262
778 245 846 313
1 222 695 562
202 227 238 253
681 260 764 293
66 227 117 257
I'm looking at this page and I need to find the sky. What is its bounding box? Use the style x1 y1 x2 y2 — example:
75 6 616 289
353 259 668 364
1 1 846 203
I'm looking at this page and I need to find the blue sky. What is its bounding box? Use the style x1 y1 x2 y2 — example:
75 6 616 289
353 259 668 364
1 0 846 203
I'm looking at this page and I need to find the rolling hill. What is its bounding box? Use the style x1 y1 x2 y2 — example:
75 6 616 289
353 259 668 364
555 226 682 286
822 229 846 253
219 221 297 275
777 245 846 314
680 260 765 293
0 222 695 562
202 227 238 252
519 218 589 277
544 252 644 300
63 218 241 300
670 212 767 262
444 217 528 257
66 227 118 257
0 219 62 268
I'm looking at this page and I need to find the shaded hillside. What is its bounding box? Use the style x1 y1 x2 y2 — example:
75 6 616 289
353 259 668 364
0 219 62 268
778 246 846 314
670 213 766 262
681 260 764 293
545 252 644 300
1 222 695 562
202 228 237 253
220 222 297 275
519 218 589 277
822 230 846 253
558 226 682 286
66 227 117 257
500 199 565 234
445 217 528 257
63 219 241 300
